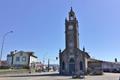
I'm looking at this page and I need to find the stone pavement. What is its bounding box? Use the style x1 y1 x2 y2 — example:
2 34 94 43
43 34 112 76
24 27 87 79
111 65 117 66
0 72 120 80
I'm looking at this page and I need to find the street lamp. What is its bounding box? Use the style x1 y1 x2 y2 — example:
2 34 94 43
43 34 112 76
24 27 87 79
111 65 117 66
0 31 13 61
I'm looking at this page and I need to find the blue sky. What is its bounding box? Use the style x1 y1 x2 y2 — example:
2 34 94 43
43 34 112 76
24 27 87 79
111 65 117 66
0 0 120 64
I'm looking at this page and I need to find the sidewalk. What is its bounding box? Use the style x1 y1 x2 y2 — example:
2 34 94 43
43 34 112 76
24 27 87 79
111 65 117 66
0 72 120 80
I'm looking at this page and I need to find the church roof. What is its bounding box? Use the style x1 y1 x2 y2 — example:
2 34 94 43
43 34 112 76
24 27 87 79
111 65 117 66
76 48 90 58
60 48 90 58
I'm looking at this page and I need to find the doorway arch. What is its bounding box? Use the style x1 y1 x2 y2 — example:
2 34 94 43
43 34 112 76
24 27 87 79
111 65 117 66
69 58 75 74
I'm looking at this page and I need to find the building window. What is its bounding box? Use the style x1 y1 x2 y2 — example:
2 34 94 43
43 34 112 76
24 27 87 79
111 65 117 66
80 61 83 70
16 57 20 62
22 56 26 62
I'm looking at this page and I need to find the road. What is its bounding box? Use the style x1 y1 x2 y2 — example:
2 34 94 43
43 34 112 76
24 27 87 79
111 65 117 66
0 72 120 80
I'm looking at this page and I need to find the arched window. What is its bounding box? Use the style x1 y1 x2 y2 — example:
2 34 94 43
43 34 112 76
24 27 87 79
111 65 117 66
69 58 75 63
80 61 83 70
62 61 65 70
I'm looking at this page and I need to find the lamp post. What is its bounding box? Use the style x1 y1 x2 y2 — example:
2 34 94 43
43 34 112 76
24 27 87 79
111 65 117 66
0 31 13 62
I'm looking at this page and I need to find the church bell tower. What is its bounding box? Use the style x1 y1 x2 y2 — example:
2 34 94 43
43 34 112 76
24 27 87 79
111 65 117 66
65 7 79 49
59 7 90 75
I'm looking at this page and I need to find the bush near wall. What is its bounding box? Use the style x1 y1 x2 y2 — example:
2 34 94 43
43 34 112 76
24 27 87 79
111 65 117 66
0 66 10 69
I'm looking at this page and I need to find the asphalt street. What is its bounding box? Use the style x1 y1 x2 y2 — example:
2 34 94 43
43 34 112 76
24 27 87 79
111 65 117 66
0 72 120 80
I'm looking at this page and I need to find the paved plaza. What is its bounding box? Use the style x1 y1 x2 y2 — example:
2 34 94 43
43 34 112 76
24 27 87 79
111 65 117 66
0 72 120 80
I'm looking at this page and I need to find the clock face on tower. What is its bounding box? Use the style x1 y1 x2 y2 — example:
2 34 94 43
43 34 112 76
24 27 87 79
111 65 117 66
68 25 73 30
69 42 74 48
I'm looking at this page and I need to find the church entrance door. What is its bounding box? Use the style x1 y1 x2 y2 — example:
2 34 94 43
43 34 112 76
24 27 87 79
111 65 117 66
69 58 75 74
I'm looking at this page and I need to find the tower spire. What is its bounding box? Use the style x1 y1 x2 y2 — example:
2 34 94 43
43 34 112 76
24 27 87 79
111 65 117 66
69 7 76 20
69 7 74 14
70 7 73 12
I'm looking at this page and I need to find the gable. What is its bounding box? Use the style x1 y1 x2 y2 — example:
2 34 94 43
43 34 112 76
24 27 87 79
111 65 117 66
60 48 90 59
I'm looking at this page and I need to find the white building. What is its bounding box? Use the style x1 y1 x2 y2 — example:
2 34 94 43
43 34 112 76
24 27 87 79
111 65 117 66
7 50 38 68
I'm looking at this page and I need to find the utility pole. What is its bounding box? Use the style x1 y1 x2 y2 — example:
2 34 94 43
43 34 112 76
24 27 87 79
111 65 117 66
48 59 50 72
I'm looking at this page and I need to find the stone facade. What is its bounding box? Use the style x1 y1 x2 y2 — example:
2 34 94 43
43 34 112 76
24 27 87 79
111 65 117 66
87 59 103 75
59 8 90 75
87 59 120 74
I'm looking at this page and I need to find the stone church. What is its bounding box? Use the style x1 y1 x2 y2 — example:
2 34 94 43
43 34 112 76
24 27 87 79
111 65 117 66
59 8 90 75
59 7 120 75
